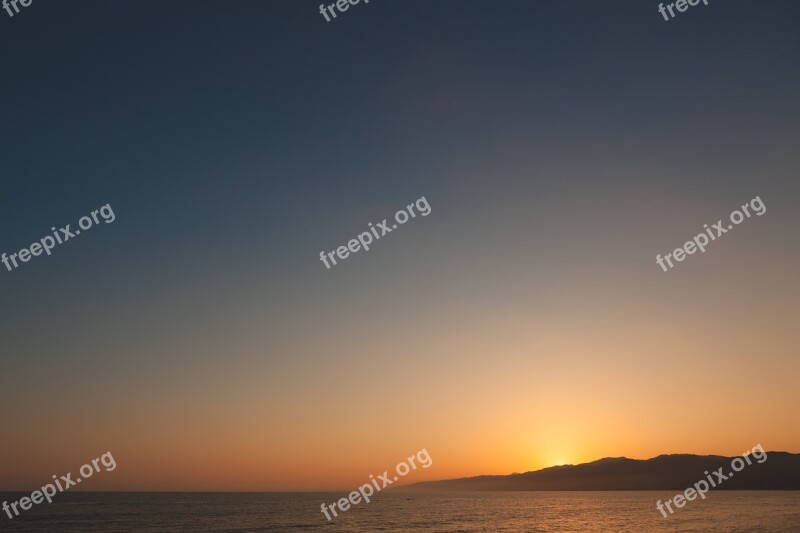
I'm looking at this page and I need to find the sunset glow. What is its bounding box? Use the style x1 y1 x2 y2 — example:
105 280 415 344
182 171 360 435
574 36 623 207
1 0 798 499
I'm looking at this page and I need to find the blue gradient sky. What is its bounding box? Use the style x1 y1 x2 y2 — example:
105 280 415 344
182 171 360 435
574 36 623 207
1 0 799 490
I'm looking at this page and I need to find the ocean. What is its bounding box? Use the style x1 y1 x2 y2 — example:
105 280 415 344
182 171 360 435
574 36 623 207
1 491 798 532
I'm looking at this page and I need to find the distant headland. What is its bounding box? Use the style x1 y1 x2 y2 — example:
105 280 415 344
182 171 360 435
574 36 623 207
401 452 800 491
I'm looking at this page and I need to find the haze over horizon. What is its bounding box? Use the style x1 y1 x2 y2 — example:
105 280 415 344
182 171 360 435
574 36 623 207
2 0 799 494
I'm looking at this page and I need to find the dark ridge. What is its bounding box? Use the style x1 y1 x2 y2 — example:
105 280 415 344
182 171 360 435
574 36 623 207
401 452 800 491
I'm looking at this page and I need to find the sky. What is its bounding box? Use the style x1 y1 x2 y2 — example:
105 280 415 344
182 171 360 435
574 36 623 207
1 0 799 491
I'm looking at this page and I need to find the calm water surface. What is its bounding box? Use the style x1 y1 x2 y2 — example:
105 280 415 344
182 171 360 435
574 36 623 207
1 491 798 532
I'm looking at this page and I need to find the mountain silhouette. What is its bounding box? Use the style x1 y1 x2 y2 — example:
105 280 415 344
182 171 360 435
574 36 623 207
402 452 800 491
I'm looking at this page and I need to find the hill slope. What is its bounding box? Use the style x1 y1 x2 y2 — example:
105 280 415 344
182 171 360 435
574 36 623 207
403 452 800 491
